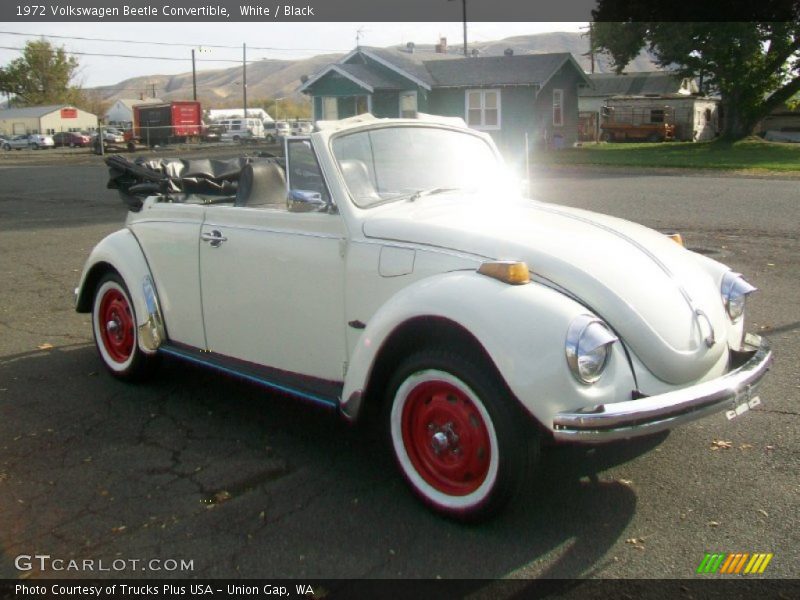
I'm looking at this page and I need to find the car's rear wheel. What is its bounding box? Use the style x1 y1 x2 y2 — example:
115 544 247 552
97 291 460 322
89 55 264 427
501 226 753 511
92 273 154 381
2 144 9 151
31 143 39 150
385 349 532 521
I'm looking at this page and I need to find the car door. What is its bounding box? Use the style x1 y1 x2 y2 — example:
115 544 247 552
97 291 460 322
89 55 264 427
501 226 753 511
199 140 347 384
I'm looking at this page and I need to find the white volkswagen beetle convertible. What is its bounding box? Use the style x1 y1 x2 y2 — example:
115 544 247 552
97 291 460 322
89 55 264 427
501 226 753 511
76 114 772 520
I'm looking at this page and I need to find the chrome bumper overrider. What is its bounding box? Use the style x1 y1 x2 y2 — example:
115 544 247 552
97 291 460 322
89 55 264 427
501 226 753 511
552 334 772 442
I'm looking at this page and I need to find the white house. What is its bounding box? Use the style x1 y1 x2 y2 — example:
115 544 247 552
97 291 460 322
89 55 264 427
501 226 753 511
105 98 163 127
0 105 98 136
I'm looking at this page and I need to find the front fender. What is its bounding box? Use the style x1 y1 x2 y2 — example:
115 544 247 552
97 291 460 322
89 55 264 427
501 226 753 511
342 270 636 430
75 228 165 354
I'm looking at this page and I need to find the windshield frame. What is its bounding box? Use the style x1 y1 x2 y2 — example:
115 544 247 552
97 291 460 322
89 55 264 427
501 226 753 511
327 123 502 210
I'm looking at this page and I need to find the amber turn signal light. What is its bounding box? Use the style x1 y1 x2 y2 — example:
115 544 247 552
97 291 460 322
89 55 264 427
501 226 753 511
477 261 531 285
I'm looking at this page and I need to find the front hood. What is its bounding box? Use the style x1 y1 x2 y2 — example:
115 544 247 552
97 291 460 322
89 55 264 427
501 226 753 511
362 195 729 384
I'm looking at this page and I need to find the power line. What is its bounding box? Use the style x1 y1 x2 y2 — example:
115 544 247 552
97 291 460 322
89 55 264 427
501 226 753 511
0 30 339 53
0 45 262 63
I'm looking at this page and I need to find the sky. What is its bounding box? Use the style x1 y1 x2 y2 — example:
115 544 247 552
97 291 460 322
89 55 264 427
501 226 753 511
0 22 587 88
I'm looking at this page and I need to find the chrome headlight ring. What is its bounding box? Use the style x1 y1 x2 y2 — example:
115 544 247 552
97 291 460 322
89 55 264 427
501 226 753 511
565 315 618 385
721 272 757 322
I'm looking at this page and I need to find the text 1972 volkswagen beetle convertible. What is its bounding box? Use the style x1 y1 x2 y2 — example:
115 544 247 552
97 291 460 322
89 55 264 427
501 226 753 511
76 114 772 521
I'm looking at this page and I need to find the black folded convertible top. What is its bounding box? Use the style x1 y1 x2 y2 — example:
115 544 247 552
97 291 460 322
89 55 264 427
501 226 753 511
106 154 283 211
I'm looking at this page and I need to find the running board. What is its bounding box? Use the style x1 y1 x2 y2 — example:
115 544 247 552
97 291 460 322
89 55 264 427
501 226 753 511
159 342 341 411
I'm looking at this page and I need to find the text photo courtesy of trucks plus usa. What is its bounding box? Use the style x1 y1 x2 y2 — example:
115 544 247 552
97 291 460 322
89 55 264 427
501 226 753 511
0 0 798 595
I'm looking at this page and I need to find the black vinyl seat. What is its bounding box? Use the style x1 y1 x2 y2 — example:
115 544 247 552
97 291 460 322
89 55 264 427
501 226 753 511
235 161 287 207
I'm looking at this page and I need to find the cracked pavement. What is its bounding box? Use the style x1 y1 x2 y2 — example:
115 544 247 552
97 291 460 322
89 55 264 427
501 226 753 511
0 158 797 581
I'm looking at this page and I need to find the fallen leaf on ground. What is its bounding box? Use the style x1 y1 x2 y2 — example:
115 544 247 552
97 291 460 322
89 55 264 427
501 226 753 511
37 343 54 350
214 490 232 504
708 521 720 527
111 526 126 533
758 509 769 518
739 443 753 450
619 478 633 486
625 537 645 545
711 439 733 450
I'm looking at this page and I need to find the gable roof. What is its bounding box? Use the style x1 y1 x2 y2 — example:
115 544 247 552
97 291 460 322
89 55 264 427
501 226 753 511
424 53 588 88
580 72 692 97
301 47 590 94
0 104 74 119
113 98 164 110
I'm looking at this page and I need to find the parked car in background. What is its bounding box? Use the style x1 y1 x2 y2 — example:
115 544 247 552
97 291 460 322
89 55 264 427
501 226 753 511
77 113 771 521
219 118 265 142
262 122 279 143
275 121 291 139
52 132 92 147
2 134 55 150
291 120 313 135
202 124 225 142
103 128 126 143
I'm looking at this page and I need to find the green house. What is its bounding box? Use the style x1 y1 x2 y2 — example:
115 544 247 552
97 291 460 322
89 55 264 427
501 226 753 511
299 46 590 158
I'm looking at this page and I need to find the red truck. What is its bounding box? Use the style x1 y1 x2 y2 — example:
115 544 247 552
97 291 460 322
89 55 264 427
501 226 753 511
133 101 202 147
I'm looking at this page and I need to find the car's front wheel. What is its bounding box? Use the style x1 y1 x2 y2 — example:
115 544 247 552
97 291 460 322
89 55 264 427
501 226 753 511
386 349 532 521
92 273 154 381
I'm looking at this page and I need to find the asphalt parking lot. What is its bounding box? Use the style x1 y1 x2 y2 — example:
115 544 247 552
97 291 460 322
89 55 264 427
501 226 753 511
0 153 797 583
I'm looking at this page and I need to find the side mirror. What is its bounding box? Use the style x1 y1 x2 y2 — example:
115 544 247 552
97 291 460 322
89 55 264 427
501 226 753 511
287 189 327 212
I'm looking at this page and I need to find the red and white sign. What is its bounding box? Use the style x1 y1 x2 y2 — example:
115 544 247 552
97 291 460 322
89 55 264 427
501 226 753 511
60 108 77 119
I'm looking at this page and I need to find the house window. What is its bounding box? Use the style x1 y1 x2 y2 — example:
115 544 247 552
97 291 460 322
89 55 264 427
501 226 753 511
553 89 564 127
355 95 369 115
650 109 665 124
399 91 418 118
321 97 338 120
466 89 501 130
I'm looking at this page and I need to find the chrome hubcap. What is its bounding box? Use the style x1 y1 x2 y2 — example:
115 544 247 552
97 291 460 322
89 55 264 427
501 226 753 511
429 422 460 455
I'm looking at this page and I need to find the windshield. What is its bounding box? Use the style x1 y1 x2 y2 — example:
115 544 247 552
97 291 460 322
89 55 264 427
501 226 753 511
331 126 505 208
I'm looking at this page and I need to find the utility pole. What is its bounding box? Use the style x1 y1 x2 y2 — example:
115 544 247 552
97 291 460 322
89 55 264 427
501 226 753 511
242 43 247 119
448 0 468 57
191 49 197 101
461 0 467 57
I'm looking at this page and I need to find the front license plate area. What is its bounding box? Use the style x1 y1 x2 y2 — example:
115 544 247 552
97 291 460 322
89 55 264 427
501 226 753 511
726 396 761 420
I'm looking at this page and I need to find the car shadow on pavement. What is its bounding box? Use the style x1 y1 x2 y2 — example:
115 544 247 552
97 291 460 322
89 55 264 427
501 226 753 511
0 346 660 580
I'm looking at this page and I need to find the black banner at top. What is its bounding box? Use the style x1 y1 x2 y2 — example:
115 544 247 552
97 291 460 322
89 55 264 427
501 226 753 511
1 0 798 22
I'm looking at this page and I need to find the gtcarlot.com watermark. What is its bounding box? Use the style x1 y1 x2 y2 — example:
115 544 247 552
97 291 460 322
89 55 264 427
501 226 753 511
15 554 194 573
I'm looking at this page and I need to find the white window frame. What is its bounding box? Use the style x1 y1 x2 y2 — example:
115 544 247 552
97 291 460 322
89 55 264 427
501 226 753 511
399 91 418 118
465 89 501 131
320 96 338 120
553 89 564 127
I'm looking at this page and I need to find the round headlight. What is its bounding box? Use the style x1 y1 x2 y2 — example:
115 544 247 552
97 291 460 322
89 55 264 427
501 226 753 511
721 272 756 321
566 316 618 384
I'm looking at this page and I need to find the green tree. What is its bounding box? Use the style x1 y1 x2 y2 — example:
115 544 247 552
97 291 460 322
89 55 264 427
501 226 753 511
590 14 800 139
0 40 82 107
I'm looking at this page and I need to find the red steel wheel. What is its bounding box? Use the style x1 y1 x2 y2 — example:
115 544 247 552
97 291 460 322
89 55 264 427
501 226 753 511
387 349 531 521
401 379 492 496
98 287 135 364
91 273 154 380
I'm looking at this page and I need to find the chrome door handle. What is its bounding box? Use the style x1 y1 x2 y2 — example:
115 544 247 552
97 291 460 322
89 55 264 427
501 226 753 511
201 230 227 247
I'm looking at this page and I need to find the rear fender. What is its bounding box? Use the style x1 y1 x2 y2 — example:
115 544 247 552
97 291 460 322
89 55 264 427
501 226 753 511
75 228 165 354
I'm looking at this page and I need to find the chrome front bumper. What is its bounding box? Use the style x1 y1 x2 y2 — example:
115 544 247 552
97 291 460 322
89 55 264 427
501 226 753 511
552 334 772 443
